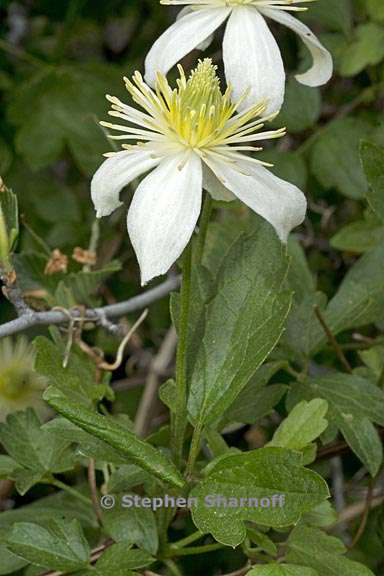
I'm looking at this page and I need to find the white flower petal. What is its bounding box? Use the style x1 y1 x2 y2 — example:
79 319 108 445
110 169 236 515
205 154 307 242
223 6 285 115
203 163 236 202
144 7 231 87
261 7 333 86
91 150 160 218
177 6 214 50
128 152 203 285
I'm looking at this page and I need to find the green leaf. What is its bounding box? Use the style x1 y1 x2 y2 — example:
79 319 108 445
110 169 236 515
330 214 384 253
269 399 328 451
188 221 292 428
6 518 90 572
310 118 371 199
0 490 97 531
247 527 278 557
308 240 384 352
286 525 374 576
8 64 128 175
221 362 287 426
43 386 185 488
248 564 318 576
54 260 122 308
0 543 28 576
0 409 75 482
274 79 321 134
288 373 384 476
361 141 384 223
190 448 329 547
339 23 384 77
336 414 383 477
302 501 337 528
0 455 19 479
95 544 154 574
34 336 108 406
102 501 158 555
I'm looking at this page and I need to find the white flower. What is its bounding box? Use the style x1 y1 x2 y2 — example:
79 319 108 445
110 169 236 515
91 60 306 285
144 0 333 115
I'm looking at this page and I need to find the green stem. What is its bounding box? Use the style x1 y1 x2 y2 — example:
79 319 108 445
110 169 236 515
172 242 193 466
48 478 92 506
170 531 204 549
164 559 183 576
185 422 203 478
195 194 213 262
169 543 225 557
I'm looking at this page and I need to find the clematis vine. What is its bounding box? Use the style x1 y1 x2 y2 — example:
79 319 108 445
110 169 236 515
144 0 333 115
91 60 306 285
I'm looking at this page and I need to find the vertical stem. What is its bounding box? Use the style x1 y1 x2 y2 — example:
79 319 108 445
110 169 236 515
172 242 193 466
185 423 203 478
195 194 213 262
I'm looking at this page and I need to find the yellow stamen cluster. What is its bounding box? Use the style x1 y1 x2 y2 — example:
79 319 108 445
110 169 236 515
101 59 285 161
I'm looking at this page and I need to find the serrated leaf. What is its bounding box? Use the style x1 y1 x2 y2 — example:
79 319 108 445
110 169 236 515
248 564 318 576
190 448 329 547
0 409 74 480
54 260 121 308
286 525 374 576
288 373 384 476
6 518 90 572
34 336 108 406
43 386 185 488
188 222 292 428
269 399 328 451
361 141 384 223
102 499 158 555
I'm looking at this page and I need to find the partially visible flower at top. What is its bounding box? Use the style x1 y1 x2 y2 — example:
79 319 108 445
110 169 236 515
91 59 306 285
0 338 48 422
144 0 333 115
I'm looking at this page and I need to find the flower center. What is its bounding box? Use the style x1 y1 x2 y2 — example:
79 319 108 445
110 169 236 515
102 59 284 158
161 60 236 148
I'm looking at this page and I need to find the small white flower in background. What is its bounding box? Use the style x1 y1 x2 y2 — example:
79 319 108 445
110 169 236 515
91 60 306 284
0 338 48 422
145 0 333 115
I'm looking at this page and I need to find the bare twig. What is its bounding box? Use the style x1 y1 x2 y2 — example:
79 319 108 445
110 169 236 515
336 494 384 525
348 479 375 549
314 305 352 373
0 275 180 339
134 326 178 437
